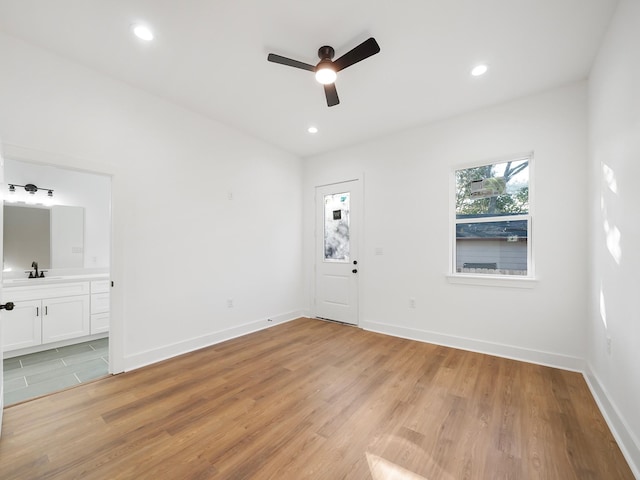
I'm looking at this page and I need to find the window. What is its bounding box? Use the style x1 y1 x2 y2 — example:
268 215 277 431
453 154 532 278
323 192 350 262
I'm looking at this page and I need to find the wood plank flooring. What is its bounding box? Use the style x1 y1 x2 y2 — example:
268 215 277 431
0 318 633 479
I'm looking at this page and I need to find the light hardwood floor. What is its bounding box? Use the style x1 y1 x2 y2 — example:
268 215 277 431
0 318 633 479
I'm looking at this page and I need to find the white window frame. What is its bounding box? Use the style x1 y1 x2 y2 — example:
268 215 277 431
447 152 537 288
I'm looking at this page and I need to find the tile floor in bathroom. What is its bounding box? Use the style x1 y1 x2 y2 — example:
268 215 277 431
3 337 109 406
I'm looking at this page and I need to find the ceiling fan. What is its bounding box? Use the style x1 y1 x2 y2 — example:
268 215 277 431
267 37 380 107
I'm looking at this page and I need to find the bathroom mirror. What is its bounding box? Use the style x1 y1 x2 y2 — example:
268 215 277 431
3 204 85 272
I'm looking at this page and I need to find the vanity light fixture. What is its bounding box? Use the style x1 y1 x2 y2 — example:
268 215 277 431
8 183 54 198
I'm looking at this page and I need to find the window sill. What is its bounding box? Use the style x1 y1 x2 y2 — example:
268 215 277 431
446 274 538 289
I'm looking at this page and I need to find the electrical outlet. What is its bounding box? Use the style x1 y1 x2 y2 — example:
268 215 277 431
227 299 234 308
409 297 416 309
606 336 612 355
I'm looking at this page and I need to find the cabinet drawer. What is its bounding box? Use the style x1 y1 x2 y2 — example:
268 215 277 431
91 280 110 294
5 282 90 302
91 313 110 334
91 293 110 314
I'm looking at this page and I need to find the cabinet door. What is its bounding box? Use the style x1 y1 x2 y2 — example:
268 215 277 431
2 300 42 351
42 295 90 344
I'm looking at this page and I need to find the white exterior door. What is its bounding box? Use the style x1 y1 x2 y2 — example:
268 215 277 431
315 180 361 325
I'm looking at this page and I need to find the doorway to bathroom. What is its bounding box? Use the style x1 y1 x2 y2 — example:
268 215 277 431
1 157 112 406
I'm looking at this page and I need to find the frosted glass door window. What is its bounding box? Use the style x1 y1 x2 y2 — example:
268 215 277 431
324 192 350 262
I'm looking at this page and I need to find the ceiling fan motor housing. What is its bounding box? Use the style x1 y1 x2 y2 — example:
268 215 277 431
318 46 335 60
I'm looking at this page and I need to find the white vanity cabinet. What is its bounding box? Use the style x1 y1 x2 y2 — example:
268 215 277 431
2 281 91 352
90 280 110 334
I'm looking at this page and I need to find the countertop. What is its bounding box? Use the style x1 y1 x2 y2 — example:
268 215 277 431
3 272 109 287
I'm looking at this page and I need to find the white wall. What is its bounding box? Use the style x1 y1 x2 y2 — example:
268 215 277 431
587 0 640 475
4 158 111 269
0 32 304 371
304 82 589 370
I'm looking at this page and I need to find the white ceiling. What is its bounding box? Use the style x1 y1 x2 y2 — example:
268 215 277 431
0 0 618 157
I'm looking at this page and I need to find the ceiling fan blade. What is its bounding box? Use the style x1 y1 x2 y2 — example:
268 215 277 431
267 53 315 72
333 37 380 72
324 83 340 107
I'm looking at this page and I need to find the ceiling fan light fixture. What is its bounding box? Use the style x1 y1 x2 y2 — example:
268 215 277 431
315 63 337 85
267 37 380 106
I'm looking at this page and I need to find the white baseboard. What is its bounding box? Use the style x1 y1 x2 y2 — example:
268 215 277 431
584 365 640 479
361 320 586 372
124 311 303 372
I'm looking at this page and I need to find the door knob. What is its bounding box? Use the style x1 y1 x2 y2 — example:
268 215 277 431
0 302 15 311
352 269 358 274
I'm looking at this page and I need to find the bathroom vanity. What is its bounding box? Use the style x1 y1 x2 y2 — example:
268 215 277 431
1 275 110 357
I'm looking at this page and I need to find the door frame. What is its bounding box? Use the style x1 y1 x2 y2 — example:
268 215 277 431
1 141 6 429
313 176 364 326
1 143 123 375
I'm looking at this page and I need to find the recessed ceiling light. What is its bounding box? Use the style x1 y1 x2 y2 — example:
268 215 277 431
471 64 488 76
307 126 319 134
132 24 154 41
